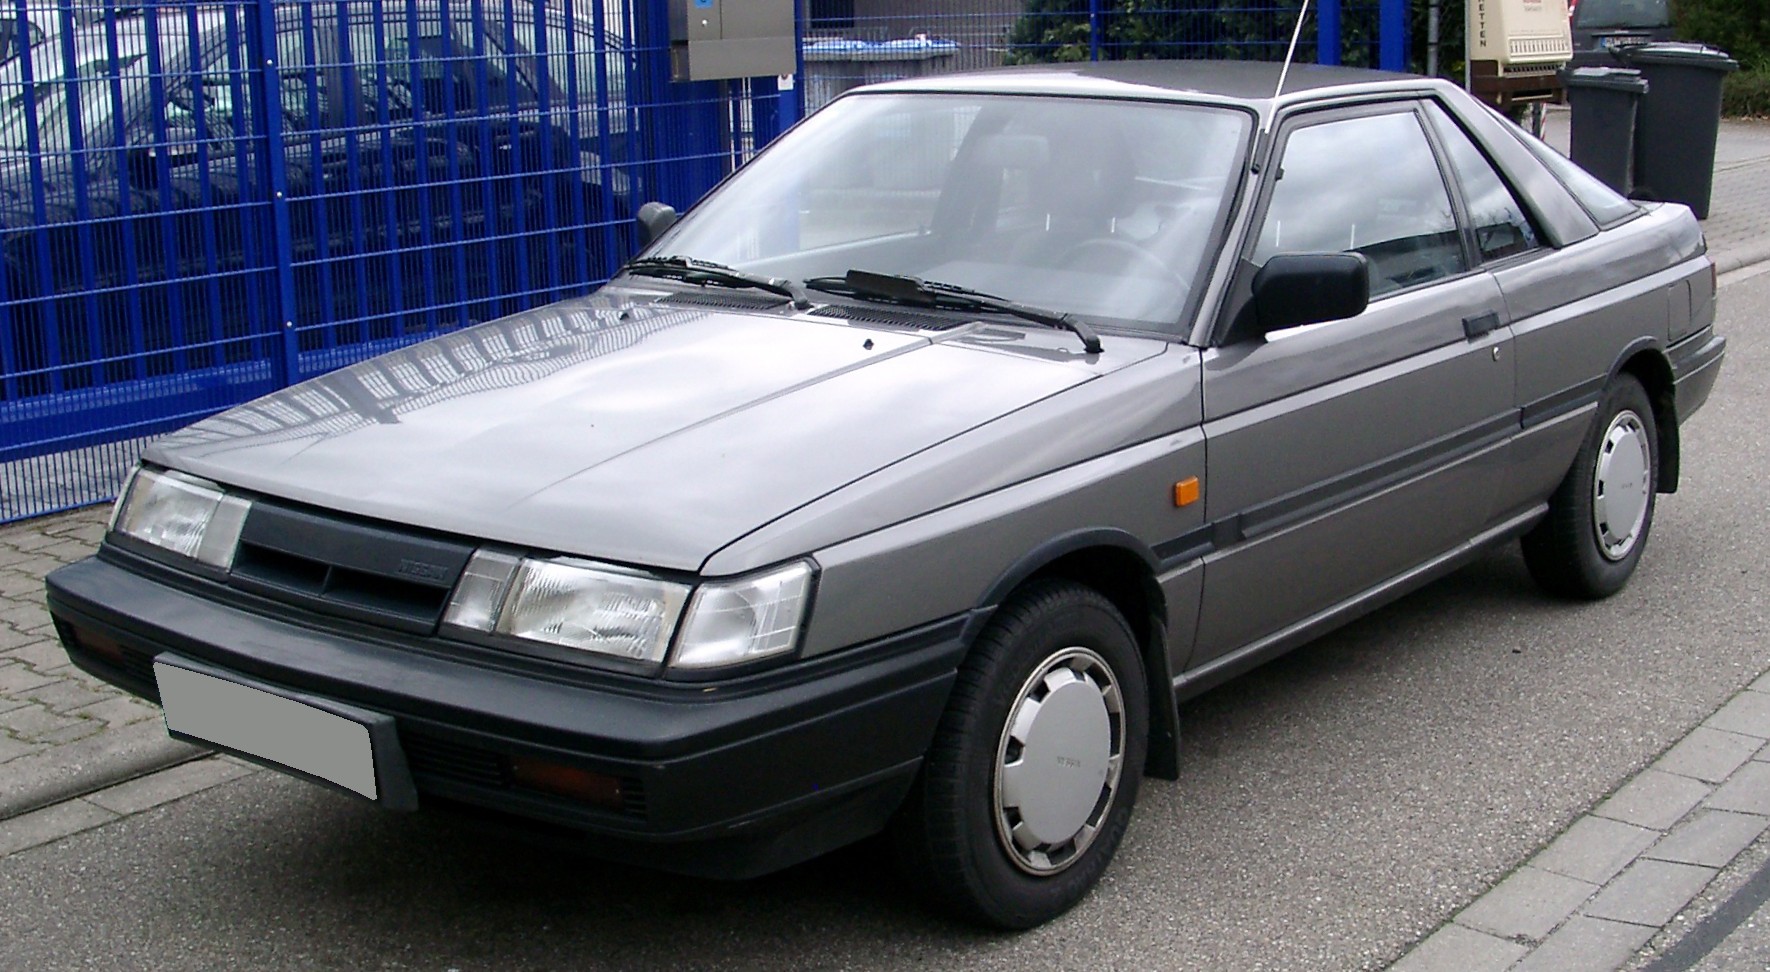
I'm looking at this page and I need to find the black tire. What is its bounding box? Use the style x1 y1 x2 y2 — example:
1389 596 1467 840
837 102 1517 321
891 579 1148 929
1522 373 1659 599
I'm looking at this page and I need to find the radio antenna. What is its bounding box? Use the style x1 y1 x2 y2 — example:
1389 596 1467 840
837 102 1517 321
1271 0 1314 111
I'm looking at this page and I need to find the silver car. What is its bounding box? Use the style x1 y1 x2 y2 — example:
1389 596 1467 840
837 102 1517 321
46 61 1726 928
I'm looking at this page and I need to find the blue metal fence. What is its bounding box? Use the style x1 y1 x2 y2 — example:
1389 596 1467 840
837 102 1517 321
1 0 1398 523
0 0 797 519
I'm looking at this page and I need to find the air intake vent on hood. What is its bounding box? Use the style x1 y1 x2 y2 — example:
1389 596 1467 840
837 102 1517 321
655 290 791 311
810 304 968 331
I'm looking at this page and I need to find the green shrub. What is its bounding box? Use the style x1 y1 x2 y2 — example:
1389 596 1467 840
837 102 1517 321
1723 69 1770 117
1002 0 1314 65
1674 0 1769 70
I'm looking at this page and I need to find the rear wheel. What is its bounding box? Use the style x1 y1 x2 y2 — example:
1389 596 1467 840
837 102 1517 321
892 579 1147 928
1522 373 1659 599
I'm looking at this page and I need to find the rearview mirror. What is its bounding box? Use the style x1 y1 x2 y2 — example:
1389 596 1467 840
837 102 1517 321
636 201 678 247
1250 252 1370 336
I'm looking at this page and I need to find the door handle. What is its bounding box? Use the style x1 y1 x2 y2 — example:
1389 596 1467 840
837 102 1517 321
1462 311 1502 340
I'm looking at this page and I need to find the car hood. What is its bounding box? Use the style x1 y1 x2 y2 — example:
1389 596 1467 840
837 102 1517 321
149 290 1166 572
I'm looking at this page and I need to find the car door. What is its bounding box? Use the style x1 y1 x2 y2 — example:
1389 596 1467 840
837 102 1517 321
1189 101 1517 669
1417 98 1569 524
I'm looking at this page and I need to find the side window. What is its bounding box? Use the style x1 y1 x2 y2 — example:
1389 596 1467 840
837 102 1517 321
505 21 600 104
494 16 627 113
1252 110 1466 299
1510 120 1641 226
348 21 531 121
1 20 44 59
1425 102 1539 262
159 33 318 147
156 49 246 152
274 26 324 132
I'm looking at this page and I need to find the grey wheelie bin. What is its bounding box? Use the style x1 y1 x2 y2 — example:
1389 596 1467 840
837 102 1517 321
1564 66 1648 195
1618 42 1738 218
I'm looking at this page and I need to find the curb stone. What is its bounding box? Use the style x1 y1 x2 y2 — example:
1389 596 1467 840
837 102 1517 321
0 717 207 821
1388 668 1770 972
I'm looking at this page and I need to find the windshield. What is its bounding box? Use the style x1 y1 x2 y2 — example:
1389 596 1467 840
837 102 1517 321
0 14 204 155
1574 0 1670 29
653 93 1252 331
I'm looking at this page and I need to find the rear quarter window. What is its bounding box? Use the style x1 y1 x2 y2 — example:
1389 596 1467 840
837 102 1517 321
1511 123 1641 226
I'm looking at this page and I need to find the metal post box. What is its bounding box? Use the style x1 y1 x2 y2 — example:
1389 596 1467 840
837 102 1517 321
670 0 796 82
1467 0 1574 111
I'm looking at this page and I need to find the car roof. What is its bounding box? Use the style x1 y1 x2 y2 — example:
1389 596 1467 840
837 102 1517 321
857 59 1438 115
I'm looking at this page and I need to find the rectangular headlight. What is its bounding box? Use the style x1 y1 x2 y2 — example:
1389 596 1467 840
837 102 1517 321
111 466 249 569
480 556 690 664
669 560 814 672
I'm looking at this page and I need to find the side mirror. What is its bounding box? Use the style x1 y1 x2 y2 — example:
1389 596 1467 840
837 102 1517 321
636 201 677 247
126 140 204 189
1249 252 1370 337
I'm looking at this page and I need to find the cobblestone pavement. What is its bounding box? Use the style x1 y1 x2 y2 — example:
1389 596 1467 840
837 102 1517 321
0 507 200 820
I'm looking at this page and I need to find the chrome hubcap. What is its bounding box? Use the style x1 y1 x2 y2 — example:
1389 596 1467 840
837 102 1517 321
993 646 1125 875
1592 409 1651 561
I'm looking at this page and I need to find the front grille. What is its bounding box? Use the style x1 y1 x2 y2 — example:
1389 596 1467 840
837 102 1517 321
227 502 472 634
115 644 159 693
403 731 509 788
233 545 454 620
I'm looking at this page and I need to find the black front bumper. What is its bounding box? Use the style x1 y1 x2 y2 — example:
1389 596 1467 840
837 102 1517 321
46 554 966 878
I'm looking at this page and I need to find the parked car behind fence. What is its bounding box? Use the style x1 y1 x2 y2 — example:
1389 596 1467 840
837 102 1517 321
0 0 639 461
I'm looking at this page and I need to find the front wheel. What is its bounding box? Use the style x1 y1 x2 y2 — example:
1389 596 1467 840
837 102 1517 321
891 580 1148 928
1522 373 1659 599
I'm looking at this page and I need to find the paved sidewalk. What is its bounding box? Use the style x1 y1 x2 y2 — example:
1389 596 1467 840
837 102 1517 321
1393 646 1770 972
1687 119 1770 275
1 109 1768 970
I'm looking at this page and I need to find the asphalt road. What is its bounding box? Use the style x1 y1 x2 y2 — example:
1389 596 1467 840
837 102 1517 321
2 270 1767 972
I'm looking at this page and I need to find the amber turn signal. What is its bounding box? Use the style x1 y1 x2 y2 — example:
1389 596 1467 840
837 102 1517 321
1173 477 1201 507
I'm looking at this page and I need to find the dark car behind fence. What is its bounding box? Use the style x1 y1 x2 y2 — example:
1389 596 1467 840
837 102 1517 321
0 0 1405 523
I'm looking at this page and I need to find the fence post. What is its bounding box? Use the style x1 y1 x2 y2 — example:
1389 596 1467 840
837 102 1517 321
248 0 301 388
634 0 731 209
1379 0 1406 70
1317 0 1341 65
778 0 805 129
1088 0 1102 62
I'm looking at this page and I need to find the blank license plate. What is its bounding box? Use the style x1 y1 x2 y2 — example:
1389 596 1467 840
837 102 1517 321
155 658 379 801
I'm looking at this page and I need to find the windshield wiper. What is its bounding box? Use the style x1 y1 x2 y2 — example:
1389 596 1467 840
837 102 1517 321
623 256 811 310
805 269 1102 354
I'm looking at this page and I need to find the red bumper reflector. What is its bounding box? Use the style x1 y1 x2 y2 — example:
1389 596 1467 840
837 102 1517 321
68 624 128 667
507 756 625 809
